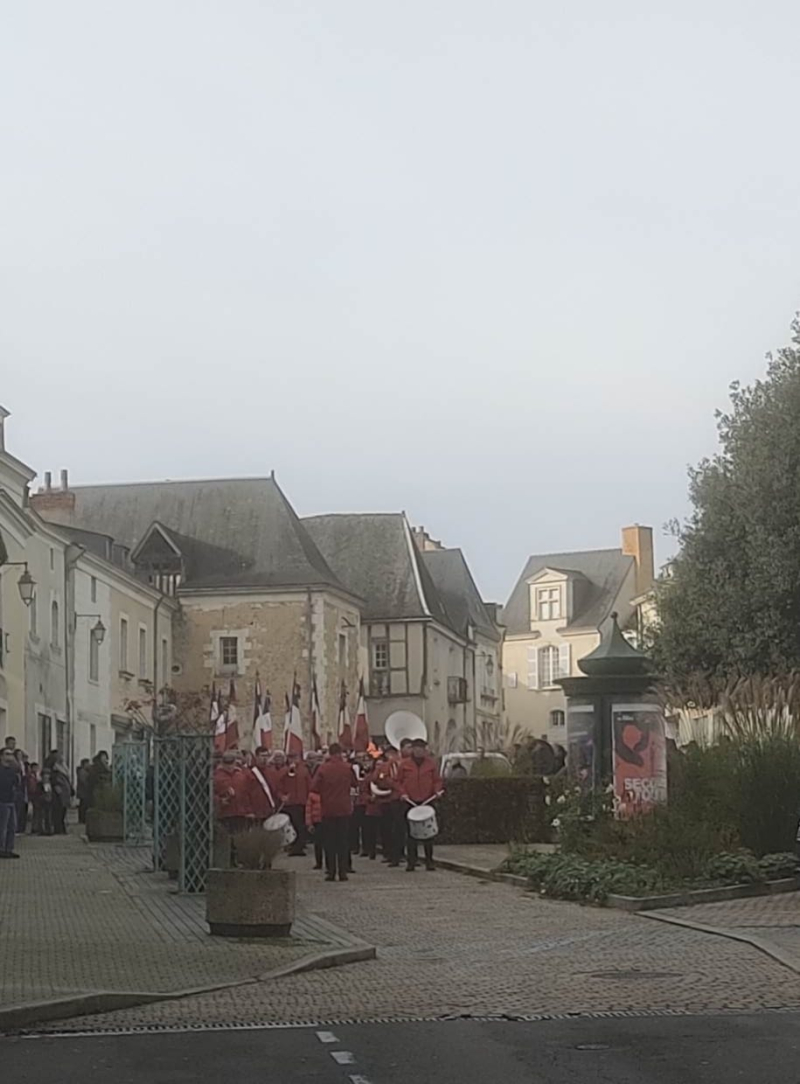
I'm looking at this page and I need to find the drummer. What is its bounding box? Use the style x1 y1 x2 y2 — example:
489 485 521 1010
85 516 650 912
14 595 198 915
396 738 444 872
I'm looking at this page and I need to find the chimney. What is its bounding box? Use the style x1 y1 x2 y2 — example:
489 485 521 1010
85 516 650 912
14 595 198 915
411 525 444 552
30 468 76 523
622 525 654 597
0 405 9 452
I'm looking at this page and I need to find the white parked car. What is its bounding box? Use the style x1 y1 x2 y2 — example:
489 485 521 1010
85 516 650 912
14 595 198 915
440 752 512 778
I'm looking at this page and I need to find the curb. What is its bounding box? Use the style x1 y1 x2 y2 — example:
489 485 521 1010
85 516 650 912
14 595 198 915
0 942 376 1033
640 910 800 977
607 876 800 913
434 857 527 888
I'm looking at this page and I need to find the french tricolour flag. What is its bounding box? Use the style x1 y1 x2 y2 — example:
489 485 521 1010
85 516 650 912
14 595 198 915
284 680 304 757
354 676 370 753
253 676 273 751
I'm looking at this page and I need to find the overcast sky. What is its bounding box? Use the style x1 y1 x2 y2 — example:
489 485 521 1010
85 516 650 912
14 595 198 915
3 2 799 603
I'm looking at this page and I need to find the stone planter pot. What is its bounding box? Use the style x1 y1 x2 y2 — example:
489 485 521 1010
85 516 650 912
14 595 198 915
206 868 296 938
85 809 124 842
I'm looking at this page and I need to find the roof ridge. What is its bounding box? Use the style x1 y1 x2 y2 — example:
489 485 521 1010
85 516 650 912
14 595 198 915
525 546 623 560
67 475 278 490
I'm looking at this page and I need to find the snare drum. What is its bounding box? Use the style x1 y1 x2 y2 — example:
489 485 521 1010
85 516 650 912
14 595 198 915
407 804 438 840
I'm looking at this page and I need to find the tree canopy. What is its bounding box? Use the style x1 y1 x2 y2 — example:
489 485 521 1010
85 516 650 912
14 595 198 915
652 316 800 692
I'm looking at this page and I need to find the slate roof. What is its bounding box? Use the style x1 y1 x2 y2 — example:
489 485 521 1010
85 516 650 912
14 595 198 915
503 548 634 636
303 513 450 627
421 548 500 642
59 477 346 592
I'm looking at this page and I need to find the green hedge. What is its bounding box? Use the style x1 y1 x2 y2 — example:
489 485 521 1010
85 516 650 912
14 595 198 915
437 777 548 844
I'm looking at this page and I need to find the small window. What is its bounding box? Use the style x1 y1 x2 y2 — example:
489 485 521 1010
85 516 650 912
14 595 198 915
89 631 99 682
372 640 389 671
138 627 147 678
536 586 562 621
50 600 59 648
161 638 169 688
30 597 38 637
550 709 566 729
120 618 129 671
90 577 97 603
338 632 347 671
50 548 55 571
220 636 238 668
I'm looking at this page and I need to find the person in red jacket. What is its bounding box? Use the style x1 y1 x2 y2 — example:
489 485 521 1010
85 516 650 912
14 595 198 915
213 751 250 834
244 747 278 824
280 752 310 856
305 751 324 870
397 738 444 871
310 743 353 882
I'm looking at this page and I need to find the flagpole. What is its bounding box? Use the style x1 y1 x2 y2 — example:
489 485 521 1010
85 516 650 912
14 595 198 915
306 588 314 752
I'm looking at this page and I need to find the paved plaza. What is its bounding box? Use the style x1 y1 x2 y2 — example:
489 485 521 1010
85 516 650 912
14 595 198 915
16 841 800 1034
0 828 368 1024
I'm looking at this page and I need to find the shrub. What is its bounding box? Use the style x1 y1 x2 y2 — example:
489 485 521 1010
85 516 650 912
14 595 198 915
702 851 762 885
438 777 547 844
505 851 665 903
757 852 799 881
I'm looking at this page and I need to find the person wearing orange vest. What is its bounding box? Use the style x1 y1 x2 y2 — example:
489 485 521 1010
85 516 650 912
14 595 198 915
397 738 444 871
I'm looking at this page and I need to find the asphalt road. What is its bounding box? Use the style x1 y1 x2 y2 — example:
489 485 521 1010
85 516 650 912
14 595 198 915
4 1013 799 1082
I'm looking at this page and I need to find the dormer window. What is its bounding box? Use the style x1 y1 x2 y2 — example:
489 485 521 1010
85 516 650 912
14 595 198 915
536 586 562 622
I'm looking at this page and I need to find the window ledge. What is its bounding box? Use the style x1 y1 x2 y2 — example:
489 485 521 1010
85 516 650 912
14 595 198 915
119 669 135 680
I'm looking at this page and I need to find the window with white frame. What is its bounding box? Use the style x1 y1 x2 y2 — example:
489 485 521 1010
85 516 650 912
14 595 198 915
220 636 238 668
527 643 571 690
536 585 562 621
161 638 169 689
50 600 59 649
120 618 129 672
90 576 97 603
89 630 99 682
138 627 147 678
372 640 389 671
550 709 566 729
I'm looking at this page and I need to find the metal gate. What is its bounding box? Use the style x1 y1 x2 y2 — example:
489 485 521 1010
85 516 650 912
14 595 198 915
112 741 148 846
153 734 214 893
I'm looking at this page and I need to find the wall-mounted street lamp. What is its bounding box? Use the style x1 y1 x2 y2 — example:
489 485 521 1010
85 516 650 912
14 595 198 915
0 560 37 606
76 614 106 643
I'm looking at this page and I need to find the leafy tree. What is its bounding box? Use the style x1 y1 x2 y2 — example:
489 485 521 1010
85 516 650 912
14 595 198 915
652 316 800 689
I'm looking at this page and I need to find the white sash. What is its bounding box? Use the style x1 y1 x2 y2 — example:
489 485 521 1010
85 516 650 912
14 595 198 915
252 767 275 810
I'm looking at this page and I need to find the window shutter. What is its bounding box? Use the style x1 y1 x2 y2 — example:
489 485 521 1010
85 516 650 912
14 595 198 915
558 642 571 680
506 671 518 689
527 646 539 690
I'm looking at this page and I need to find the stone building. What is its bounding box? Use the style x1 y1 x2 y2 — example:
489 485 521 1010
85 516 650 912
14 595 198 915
34 476 362 747
502 526 654 743
1 409 174 766
304 514 503 750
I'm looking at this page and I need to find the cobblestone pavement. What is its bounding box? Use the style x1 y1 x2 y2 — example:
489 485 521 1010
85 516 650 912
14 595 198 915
0 830 346 1011
652 892 800 968
36 853 800 1031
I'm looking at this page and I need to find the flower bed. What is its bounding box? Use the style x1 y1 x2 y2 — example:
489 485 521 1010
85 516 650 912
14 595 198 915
503 848 799 904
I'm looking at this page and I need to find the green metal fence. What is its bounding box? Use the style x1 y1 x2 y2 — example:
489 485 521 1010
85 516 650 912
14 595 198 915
112 741 148 847
153 734 214 893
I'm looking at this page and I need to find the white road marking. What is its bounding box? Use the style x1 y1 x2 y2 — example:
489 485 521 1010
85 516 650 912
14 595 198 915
349 1076 373 1084
316 1031 339 1043
331 1050 356 1065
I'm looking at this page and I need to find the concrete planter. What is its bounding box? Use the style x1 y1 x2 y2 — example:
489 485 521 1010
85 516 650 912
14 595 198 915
85 809 124 842
164 833 180 880
206 868 296 938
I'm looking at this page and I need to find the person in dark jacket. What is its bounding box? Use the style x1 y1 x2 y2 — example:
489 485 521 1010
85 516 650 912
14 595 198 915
85 751 111 812
76 758 91 824
0 747 21 858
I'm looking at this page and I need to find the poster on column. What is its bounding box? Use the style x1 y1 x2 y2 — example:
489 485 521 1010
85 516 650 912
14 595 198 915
612 704 667 817
566 705 597 792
